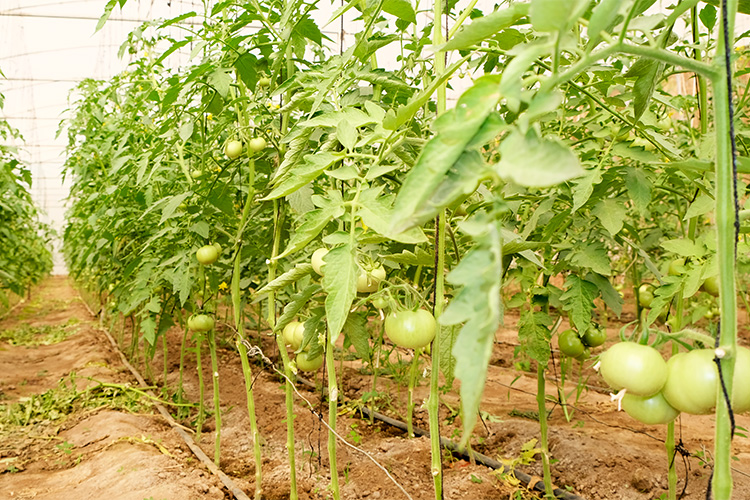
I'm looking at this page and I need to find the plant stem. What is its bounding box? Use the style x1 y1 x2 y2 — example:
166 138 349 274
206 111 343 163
711 1 738 498
406 349 421 438
326 338 340 500
238 339 264 499
195 333 205 442
537 364 554 498
208 328 222 466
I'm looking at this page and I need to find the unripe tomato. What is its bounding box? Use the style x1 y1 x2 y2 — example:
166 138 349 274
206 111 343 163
282 321 305 350
372 296 388 310
582 328 607 348
258 76 271 87
187 314 214 332
196 245 220 265
356 266 386 293
558 329 585 358
248 137 267 152
224 140 243 160
622 392 679 425
311 248 328 275
662 347 750 415
668 258 686 276
296 351 324 371
384 309 437 350
702 275 720 297
638 284 655 308
599 342 667 397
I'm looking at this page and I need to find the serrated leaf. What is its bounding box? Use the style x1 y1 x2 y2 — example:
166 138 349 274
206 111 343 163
141 316 158 346
592 198 627 236
254 264 314 297
625 167 652 217
276 285 321 332
560 275 598 334
160 192 192 224
264 152 343 200
625 57 665 124
391 75 502 233
571 167 603 214
587 0 627 49
383 0 416 23
336 118 358 151
277 202 345 259
661 238 705 258
493 128 584 187
684 192 714 220
585 272 623 317
570 242 611 276
358 187 427 244
441 215 503 447
322 244 357 343
189 221 210 238
518 310 552 363
441 4 529 51
343 312 371 361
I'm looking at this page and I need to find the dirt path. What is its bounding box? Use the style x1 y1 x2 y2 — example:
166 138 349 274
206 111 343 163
0 277 224 500
2 277 750 500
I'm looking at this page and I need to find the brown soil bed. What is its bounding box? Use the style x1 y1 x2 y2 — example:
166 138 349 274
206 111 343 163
2 276 750 500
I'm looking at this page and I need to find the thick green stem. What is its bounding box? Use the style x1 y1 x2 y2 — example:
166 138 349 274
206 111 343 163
537 365 554 498
208 329 222 466
195 333 205 442
238 340 263 499
268 200 298 500
406 349 421 438
326 339 340 500
711 1 738 498
426 2 447 498
692 7 709 135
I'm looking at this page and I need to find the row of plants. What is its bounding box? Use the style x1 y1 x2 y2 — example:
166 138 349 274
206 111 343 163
0 83 54 311
62 1 750 499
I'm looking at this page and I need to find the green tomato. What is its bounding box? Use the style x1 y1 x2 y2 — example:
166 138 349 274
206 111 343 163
638 284 655 309
702 275 720 297
311 248 328 275
296 351 324 372
668 258 686 276
599 342 668 397
224 140 243 160
372 296 388 310
582 328 607 348
258 76 271 87
282 321 305 350
662 347 750 415
622 392 679 425
196 245 219 265
187 314 214 332
558 329 585 358
356 265 386 293
248 137 267 153
384 309 437 350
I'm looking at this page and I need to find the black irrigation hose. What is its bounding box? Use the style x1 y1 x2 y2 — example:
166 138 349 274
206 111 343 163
295 376 586 500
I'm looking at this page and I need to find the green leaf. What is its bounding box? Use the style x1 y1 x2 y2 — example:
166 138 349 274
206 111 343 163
160 192 192 224
493 128 584 188
571 167 603 214
383 0 416 23
141 316 158 346
391 75 502 232
518 310 552 364
559 275 598 334
322 244 357 344
276 285 321 332
343 312 371 361
234 53 258 90
625 58 665 124
585 272 624 317
189 221 210 239
264 152 343 200
254 264 314 298
277 193 346 258
570 242 612 276
592 198 627 236
530 0 589 32
661 238 705 258
95 0 125 32
625 167 652 217
358 187 427 244
587 0 627 49
441 214 503 446
336 118 358 151
684 192 714 220
441 4 529 51
699 4 717 30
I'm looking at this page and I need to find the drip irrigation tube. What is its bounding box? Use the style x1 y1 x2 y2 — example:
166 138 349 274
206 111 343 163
294 376 586 500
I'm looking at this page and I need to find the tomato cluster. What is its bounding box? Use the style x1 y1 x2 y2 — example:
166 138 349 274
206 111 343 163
599 342 750 425
557 327 606 360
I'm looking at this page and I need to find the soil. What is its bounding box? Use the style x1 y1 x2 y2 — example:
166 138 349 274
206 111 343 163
1 276 749 500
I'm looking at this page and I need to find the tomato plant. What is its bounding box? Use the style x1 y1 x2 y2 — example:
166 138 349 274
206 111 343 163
384 309 436 350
